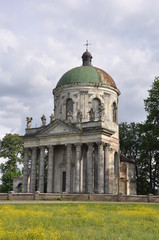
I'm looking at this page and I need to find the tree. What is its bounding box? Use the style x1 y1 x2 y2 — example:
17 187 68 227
144 76 159 125
119 122 141 159
119 77 159 195
119 122 155 194
143 77 159 193
119 122 146 194
0 133 24 192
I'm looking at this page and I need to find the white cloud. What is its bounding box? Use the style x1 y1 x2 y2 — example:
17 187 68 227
0 28 17 53
0 0 158 139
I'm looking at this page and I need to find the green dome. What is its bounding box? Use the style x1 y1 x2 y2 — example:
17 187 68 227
56 66 117 89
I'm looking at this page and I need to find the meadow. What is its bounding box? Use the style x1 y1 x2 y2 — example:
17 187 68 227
0 202 159 240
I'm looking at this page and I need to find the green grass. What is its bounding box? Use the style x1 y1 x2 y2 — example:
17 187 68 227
0 203 159 239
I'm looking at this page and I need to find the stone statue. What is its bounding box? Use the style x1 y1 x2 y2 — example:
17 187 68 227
26 117 33 129
67 111 73 122
50 113 55 123
77 110 82 123
89 108 95 121
41 114 46 126
98 104 105 120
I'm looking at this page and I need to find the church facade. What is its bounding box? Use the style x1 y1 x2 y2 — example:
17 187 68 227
22 50 136 195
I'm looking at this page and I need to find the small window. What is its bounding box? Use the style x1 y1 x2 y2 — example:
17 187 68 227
113 102 117 123
66 98 73 119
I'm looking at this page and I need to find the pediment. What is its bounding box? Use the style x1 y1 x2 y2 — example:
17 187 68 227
37 120 80 136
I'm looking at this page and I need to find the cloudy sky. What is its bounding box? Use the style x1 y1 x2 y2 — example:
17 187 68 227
0 0 159 140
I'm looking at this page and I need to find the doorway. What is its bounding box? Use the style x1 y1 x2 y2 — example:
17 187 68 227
62 171 66 192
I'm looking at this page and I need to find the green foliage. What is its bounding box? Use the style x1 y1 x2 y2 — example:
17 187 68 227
119 77 159 195
0 133 23 163
144 76 159 125
0 168 21 192
119 122 141 158
0 133 24 192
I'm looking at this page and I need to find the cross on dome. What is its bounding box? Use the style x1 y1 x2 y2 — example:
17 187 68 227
83 40 91 51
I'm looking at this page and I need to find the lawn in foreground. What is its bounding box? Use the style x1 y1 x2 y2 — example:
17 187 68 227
0 203 159 240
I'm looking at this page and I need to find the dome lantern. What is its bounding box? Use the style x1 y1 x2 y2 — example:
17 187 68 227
82 50 92 66
82 40 92 66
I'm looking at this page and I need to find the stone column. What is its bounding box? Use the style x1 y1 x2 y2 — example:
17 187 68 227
38 146 45 193
22 148 29 193
87 143 93 193
97 142 104 193
104 144 110 193
66 144 71 193
75 143 81 193
47 145 54 193
82 145 87 193
30 147 37 193
108 148 114 194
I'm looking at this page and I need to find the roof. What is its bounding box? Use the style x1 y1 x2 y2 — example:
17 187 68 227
120 155 135 164
56 66 117 88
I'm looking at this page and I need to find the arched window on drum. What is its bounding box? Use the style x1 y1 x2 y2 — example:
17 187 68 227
66 98 73 119
112 102 117 123
92 98 101 120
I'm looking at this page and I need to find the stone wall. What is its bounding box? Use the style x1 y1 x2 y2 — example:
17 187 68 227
0 192 159 203
13 176 23 193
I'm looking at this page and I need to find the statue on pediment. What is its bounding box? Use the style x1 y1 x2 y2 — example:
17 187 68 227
26 117 33 129
41 114 46 126
50 113 55 123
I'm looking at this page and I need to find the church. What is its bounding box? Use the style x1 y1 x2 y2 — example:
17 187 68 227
22 47 136 195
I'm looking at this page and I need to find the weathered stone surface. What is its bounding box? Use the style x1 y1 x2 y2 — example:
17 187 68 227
1 193 159 203
21 51 136 195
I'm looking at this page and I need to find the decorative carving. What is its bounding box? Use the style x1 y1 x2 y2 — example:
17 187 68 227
100 94 104 100
80 91 88 95
89 108 95 121
97 141 105 150
41 114 46 126
26 117 33 129
50 113 55 123
87 142 94 148
104 92 110 97
77 110 82 123
54 98 57 110
60 106 62 114
73 94 78 98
